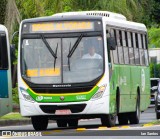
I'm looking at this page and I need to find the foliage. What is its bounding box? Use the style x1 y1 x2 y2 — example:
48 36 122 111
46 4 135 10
5 0 21 41
151 0 160 25
148 27 160 48
0 113 28 120
12 84 19 104
0 0 7 24
150 63 160 78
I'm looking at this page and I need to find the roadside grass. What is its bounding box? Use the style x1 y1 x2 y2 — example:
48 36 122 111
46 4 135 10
0 113 29 120
143 120 160 126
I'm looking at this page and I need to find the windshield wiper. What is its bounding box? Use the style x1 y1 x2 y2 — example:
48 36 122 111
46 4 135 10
67 34 83 70
41 35 58 70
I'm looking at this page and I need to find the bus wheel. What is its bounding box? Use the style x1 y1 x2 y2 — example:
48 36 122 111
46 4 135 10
31 116 48 131
128 96 140 124
101 114 116 127
68 119 78 127
57 119 67 127
118 113 128 125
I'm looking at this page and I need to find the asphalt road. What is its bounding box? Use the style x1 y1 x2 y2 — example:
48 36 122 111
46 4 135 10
0 105 160 139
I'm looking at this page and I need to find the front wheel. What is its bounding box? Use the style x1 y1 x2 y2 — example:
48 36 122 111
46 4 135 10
31 116 48 131
101 114 116 127
118 113 128 125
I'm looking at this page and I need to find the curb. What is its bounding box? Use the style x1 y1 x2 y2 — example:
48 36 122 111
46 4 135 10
0 119 31 127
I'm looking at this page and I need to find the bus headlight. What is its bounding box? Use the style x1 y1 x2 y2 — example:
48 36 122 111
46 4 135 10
20 87 34 103
91 85 106 100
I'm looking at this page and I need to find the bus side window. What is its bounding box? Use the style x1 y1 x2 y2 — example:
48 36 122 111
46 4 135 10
117 30 124 64
133 33 140 65
128 32 135 65
139 34 145 65
143 34 149 66
123 31 129 64
0 33 8 69
110 29 118 64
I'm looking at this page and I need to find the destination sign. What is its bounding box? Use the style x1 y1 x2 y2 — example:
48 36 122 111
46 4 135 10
22 20 102 34
31 21 94 32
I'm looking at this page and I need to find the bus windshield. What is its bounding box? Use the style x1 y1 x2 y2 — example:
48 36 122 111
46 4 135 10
21 36 104 84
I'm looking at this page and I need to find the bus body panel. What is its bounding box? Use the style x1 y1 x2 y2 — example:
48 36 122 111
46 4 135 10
0 25 12 117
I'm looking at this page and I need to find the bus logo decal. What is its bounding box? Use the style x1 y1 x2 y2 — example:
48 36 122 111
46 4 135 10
60 96 65 101
36 96 43 101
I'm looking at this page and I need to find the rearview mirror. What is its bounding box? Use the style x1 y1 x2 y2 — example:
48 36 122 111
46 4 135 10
107 37 116 50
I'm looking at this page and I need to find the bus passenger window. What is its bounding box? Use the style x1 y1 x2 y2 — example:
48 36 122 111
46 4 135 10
123 31 129 64
0 34 8 69
133 33 140 65
128 32 135 65
139 34 145 65
143 34 149 66
117 30 124 64
110 29 118 64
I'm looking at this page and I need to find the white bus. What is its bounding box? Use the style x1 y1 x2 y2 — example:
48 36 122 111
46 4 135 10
0 25 12 117
18 11 150 130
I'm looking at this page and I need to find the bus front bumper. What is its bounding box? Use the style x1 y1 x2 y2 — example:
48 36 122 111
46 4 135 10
19 95 109 117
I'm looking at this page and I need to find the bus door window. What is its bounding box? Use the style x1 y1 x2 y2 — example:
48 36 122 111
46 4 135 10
0 33 8 69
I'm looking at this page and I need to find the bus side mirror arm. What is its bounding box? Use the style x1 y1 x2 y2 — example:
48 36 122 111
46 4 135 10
107 37 116 50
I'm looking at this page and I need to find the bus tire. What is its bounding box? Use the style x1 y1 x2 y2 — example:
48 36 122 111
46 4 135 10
118 113 128 125
31 116 48 131
57 119 67 127
68 119 78 127
128 95 140 124
101 114 116 127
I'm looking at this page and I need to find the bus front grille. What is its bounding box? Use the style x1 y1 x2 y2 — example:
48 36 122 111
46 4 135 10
39 104 86 114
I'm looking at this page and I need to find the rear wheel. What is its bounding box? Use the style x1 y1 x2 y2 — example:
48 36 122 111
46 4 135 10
128 96 140 124
101 114 116 127
31 116 48 131
68 119 78 127
118 113 128 125
57 119 67 127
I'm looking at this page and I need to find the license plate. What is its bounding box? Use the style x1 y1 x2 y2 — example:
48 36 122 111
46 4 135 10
55 109 71 115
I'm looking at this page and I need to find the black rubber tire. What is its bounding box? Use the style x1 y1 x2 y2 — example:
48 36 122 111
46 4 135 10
31 116 48 131
118 113 128 125
57 119 68 127
68 119 78 127
101 114 116 127
128 96 140 124
156 112 160 119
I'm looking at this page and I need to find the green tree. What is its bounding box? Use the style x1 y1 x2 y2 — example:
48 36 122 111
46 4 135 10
0 0 7 24
5 0 21 40
148 27 160 48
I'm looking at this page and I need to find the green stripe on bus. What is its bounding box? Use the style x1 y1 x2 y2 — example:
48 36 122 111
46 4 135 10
27 86 99 103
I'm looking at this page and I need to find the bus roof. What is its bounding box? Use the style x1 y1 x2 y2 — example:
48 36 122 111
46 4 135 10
0 24 7 32
105 18 147 32
21 11 146 32
53 11 127 21
21 15 103 24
